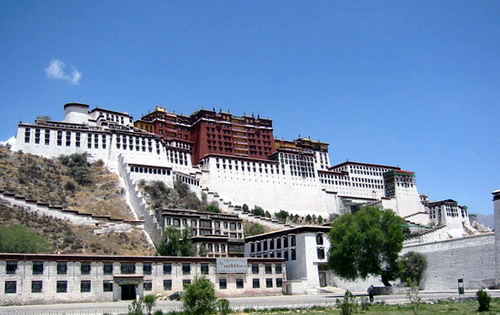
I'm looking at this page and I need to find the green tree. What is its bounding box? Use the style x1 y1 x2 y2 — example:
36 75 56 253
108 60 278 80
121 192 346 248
251 206 265 217
399 251 428 286
327 206 405 286
318 215 324 224
182 275 217 315
275 210 289 222
305 214 312 223
242 204 249 213
245 222 266 237
264 211 272 218
0 225 52 253
143 294 157 315
157 227 195 256
204 204 221 213
58 153 93 185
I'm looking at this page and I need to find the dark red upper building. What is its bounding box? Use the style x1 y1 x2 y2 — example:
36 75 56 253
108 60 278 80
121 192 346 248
136 107 276 165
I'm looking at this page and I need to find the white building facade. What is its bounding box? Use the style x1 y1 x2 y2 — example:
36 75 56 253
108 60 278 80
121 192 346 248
0 253 285 305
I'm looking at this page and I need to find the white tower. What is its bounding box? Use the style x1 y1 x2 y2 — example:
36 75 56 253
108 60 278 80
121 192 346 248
64 103 89 124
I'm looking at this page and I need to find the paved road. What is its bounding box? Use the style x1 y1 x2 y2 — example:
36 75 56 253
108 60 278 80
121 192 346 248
2 290 500 315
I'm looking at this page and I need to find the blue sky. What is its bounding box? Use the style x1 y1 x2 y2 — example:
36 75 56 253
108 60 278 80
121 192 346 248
0 1 498 214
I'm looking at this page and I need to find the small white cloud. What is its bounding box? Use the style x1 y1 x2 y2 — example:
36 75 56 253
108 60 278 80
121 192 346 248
0 136 16 147
45 59 82 84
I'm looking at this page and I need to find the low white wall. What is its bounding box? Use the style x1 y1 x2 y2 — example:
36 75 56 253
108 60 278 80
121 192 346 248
402 233 495 290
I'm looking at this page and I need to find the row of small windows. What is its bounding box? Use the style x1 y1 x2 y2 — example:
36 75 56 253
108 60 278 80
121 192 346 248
130 166 171 176
250 235 297 252
116 135 159 154
168 150 189 166
173 174 200 186
4 280 101 294
4 262 210 276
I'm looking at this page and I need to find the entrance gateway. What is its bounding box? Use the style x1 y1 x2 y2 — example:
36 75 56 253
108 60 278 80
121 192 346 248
113 275 144 301
121 284 136 300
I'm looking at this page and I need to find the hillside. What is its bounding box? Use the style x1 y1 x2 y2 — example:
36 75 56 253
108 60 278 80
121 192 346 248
0 146 134 220
0 199 154 255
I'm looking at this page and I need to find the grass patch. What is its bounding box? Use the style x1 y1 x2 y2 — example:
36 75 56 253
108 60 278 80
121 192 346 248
237 298 500 315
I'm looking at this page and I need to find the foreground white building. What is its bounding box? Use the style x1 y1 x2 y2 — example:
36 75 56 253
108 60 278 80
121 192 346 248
0 253 285 305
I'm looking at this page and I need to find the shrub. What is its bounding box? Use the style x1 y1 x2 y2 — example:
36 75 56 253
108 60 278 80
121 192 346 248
144 294 157 315
477 289 491 312
336 290 357 315
128 299 145 315
400 251 428 286
182 275 217 315
216 298 231 315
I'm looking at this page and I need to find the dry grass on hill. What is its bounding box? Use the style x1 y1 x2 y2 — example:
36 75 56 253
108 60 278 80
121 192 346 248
0 199 155 255
0 146 134 220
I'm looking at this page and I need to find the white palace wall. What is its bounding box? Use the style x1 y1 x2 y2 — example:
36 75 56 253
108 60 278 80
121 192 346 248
402 233 496 290
200 157 335 218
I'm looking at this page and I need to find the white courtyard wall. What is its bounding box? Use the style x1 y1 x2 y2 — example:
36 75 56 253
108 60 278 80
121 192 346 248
402 233 495 290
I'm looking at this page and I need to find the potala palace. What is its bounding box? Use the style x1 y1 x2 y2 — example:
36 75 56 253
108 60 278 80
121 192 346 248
14 103 459 224
3 102 495 303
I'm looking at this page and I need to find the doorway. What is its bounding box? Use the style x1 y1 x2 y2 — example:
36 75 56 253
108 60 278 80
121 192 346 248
319 272 327 287
121 284 136 300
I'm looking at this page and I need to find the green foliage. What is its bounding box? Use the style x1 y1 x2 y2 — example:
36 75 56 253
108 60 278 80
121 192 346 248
143 294 157 315
216 298 231 315
245 222 266 237
477 289 491 312
58 153 93 185
327 206 405 286
198 244 208 257
318 215 324 224
400 251 428 285
242 204 249 213
140 180 204 211
158 227 195 256
250 206 265 217
274 210 289 222
264 211 272 218
406 280 421 315
205 204 221 213
0 224 52 253
182 275 217 315
153 311 164 315
360 297 370 310
336 290 357 315
128 299 145 315
305 214 312 223
63 181 77 192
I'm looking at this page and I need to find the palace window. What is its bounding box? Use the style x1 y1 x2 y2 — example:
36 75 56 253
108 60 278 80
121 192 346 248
163 280 172 291
219 279 227 290
57 262 67 275
31 281 43 293
266 278 273 288
103 281 113 292
57 281 67 293
144 281 152 291
33 262 44 275
5 281 16 293
121 263 136 274
103 263 113 275
143 263 152 275
236 279 245 289
81 280 91 293
6 262 17 274
201 263 209 275
182 263 191 275
81 263 91 275
252 279 260 288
